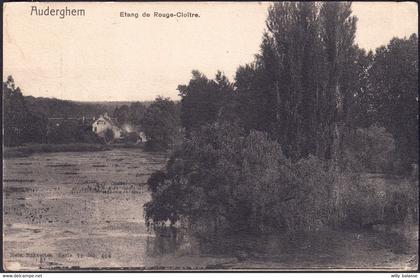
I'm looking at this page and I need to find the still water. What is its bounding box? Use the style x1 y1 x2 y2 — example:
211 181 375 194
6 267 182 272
3 149 417 270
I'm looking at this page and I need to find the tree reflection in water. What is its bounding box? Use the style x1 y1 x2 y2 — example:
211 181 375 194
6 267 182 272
146 225 193 256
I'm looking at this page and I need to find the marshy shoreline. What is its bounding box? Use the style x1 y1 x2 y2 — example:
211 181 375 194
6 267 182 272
2 143 149 159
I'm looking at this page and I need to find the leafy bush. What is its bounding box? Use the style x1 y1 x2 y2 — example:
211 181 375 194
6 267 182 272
125 132 139 143
47 121 80 144
342 125 396 173
279 156 335 232
145 121 416 237
145 123 335 235
48 121 101 144
334 173 417 230
334 173 385 229
383 179 418 226
78 127 102 144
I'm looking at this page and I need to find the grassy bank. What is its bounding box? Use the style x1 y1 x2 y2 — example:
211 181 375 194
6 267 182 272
113 142 146 149
3 143 112 158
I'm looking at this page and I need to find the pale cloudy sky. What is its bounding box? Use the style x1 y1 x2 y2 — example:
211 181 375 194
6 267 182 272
3 2 418 101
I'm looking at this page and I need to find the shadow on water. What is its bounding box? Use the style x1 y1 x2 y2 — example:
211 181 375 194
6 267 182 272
145 225 330 260
146 226 193 257
145 223 417 268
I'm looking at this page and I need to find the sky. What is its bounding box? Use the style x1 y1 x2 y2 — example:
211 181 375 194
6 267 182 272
3 2 418 101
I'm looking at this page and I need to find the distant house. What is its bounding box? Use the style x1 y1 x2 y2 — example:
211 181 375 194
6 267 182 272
92 113 124 142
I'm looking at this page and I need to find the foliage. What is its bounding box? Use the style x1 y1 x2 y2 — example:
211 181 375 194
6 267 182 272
334 173 417 230
113 105 130 125
342 125 396 173
145 123 335 235
78 127 103 144
128 102 147 125
46 119 101 144
177 3 417 175
143 1 419 242
177 71 235 136
4 76 105 146
232 2 358 162
368 34 418 172
334 173 385 229
3 76 48 146
341 47 375 129
235 57 277 137
3 76 30 146
145 123 413 235
279 156 335 232
24 96 134 118
22 113 48 144
141 97 182 151
113 102 147 126
47 120 77 144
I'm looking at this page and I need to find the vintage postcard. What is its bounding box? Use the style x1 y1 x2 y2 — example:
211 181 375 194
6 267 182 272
2 1 418 272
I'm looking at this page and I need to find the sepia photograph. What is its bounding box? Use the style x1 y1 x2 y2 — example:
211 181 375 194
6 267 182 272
2 1 419 272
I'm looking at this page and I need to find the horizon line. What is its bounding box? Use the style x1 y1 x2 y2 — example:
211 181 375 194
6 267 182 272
21 93 181 103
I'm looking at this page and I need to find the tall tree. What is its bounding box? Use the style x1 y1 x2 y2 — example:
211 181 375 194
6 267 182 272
3 76 31 146
368 34 418 170
319 2 357 164
3 76 48 145
244 2 357 162
141 96 181 151
235 34 279 137
341 47 374 129
178 70 234 136
265 2 323 159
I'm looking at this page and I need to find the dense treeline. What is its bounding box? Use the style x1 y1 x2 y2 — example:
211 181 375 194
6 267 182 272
145 2 418 236
2 76 153 146
25 96 107 118
113 103 147 126
175 2 417 171
368 35 418 170
24 97 137 119
3 76 48 146
3 76 98 145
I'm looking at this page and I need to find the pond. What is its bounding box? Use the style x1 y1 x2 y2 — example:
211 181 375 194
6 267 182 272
2 148 417 270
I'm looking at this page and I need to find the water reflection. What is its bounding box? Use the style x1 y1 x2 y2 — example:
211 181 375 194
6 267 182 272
146 226 194 256
145 223 417 268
